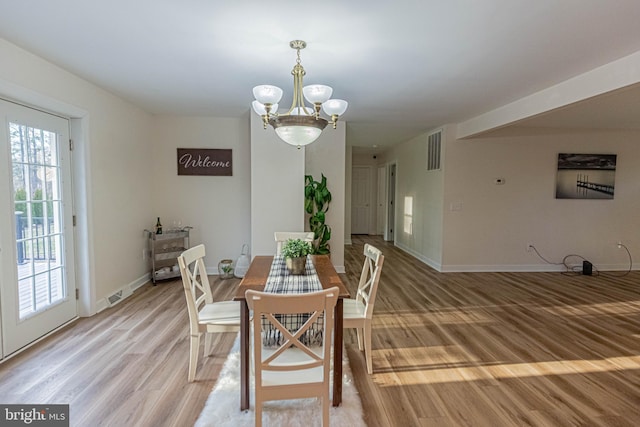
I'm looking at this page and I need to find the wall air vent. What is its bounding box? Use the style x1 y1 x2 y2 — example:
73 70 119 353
107 291 123 306
427 130 442 171
106 286 133 307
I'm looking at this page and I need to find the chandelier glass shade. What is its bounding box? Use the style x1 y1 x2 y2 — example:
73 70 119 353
251 40 348 148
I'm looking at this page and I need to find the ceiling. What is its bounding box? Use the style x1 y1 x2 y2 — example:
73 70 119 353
1 0 640 149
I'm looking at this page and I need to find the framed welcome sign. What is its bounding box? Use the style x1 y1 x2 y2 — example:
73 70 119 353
177 148 232 176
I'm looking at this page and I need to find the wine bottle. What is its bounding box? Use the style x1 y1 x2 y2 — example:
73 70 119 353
155 217 163 234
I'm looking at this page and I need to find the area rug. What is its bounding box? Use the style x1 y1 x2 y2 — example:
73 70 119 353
195 335 367 427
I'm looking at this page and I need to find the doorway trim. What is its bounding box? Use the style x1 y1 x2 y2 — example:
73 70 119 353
0 79 96 318
385 162 397 242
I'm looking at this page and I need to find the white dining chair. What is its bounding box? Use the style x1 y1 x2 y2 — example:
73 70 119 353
343 243 384 374
274 231 315 255
246 287 339 427
177 244 240 382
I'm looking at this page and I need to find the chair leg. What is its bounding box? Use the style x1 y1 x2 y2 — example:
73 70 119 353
204 332 213 356
356 326 364 351
255 402 262 427
188 333 200 382
364 322 373 374
322 394 329 427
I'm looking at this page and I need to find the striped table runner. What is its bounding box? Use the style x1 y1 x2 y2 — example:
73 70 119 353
262 255 324 347
265 255 322 293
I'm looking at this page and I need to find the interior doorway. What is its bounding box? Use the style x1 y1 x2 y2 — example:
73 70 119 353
351 166 371 234
386 163 396 242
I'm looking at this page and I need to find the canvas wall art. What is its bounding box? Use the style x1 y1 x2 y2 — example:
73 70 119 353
555 153 616 199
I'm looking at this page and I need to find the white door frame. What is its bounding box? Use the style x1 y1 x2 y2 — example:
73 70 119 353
0 99 77 357
0 80 95 321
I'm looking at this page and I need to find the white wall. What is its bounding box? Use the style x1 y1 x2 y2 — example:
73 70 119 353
441 127 640 272
379 130 444 269
249 113 346 269
344 146 352 244
250 113 305 256
0 38 154 314
151 115 251 271
305 122 346 272
382 122 640 272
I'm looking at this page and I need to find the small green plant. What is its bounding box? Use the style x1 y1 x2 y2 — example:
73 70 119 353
218 259 234 278
281 238 313 259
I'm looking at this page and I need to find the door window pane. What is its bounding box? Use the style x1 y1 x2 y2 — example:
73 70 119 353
11 122 67 319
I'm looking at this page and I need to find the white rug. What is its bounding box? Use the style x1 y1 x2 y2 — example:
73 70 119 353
195 335 367 427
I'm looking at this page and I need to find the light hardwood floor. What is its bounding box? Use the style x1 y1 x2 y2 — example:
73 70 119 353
1 235 639 426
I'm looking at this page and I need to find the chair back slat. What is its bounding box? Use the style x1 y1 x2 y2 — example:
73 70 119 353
178 245 214 331
262 311 324 368
356 244 384 319
246 287 338 381
177 244 240 382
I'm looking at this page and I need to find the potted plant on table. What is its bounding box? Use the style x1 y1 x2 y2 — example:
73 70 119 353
281 238 313 275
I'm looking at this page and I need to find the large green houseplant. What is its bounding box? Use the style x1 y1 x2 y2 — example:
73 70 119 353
304 174 332 254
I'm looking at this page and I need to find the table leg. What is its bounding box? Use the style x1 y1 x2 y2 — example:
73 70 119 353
240 301 250 411
333 298 343 407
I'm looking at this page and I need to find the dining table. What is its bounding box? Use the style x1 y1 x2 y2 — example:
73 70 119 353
233 254 350 410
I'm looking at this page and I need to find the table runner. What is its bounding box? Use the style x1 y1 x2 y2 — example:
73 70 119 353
264 255 322 293
262 255 324 346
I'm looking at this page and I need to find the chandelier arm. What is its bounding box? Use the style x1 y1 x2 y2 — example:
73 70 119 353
296 77 315 117
281 62 316 117
330 114 339 129
261 103 273 128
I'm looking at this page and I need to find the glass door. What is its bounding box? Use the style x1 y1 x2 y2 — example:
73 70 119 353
0 99 77 358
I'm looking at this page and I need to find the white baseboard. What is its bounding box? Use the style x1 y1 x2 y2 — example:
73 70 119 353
439 264 567 273
395 242 442 271
394 242 637 273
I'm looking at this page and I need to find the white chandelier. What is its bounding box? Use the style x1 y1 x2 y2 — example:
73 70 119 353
251 40 348 149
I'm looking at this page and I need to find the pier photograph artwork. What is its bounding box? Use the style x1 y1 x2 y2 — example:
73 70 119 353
555 153 616 199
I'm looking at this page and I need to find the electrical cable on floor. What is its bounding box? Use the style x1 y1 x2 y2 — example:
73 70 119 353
530 245 564 266
529 244 633 277
530 245 587 276
601 243 633 277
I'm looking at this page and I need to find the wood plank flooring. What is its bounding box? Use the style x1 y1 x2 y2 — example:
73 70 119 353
345 236 640 427
1 235 639 426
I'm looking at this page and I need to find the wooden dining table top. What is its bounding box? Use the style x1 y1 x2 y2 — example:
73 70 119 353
233 255 350 300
